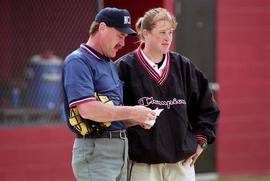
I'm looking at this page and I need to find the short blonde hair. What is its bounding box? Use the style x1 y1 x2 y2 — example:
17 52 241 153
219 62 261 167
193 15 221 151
135 8 178 42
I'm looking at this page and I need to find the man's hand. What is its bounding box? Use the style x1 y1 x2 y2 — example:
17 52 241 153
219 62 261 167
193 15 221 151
139 122 153 129
143 108 163 127
129 105 156 124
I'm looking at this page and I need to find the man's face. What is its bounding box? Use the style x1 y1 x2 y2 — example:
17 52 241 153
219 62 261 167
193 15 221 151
100 25 127 58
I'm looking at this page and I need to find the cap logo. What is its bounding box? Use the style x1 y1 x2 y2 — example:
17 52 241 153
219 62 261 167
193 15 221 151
124 16 131 24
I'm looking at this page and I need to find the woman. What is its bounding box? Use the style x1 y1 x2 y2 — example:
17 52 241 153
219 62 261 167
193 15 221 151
116 8 220 181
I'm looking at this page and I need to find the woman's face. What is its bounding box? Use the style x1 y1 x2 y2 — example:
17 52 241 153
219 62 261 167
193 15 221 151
144 20 174 54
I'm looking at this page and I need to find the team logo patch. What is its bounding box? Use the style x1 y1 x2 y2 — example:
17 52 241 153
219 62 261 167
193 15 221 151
124 16 131 24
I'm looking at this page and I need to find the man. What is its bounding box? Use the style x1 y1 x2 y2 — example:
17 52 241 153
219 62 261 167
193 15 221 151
62 7 156 181
116 8 220 181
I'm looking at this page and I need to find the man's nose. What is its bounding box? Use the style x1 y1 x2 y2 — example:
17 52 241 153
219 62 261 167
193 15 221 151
119 38 125 47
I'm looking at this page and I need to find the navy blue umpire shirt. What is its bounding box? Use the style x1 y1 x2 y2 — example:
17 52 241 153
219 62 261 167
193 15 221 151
62 44 126 131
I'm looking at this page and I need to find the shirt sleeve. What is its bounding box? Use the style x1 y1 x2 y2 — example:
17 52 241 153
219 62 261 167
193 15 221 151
63 54 96 108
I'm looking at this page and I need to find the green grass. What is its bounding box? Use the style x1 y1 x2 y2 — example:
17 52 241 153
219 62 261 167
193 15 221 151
218 176 270 181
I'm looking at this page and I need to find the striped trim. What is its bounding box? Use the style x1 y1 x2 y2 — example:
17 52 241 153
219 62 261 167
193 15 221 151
195 131 207 143
136 49 159 81
135 46 170 86
80 44 102 60
69 97 96 108
158 55 170 85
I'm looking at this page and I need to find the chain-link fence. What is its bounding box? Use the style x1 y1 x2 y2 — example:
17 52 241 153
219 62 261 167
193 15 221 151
0 0 99 126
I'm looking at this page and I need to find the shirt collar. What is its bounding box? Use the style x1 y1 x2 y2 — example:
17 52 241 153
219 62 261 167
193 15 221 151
80 44 110 61
139 46 167 71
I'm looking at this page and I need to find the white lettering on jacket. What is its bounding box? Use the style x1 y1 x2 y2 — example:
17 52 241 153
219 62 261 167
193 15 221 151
138 97 186 109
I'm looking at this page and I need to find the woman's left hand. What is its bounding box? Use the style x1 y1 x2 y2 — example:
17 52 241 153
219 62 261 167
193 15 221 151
181 144 204 166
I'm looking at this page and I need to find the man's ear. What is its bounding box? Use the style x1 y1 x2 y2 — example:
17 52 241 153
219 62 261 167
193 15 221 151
98 22 106 32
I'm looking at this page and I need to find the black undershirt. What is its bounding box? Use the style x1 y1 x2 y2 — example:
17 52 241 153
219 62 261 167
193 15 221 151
155 54 165 69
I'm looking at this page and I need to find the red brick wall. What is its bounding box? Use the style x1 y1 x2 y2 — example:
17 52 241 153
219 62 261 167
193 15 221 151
0 125 75 181
216 0 270 176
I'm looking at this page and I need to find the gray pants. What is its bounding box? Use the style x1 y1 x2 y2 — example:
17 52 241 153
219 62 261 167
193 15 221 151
72 137 128 181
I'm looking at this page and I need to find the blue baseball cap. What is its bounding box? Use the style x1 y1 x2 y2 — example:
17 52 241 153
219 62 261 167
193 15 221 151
95 7 137 36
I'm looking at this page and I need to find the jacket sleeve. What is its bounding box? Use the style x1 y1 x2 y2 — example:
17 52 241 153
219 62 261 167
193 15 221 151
184 57 220 144
115 56 133 106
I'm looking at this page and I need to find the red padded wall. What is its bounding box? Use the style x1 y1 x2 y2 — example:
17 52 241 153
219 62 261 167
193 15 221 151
216 0 270 176
0 126 75 181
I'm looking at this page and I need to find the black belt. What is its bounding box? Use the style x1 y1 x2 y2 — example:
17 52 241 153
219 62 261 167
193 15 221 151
76 130 127 139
